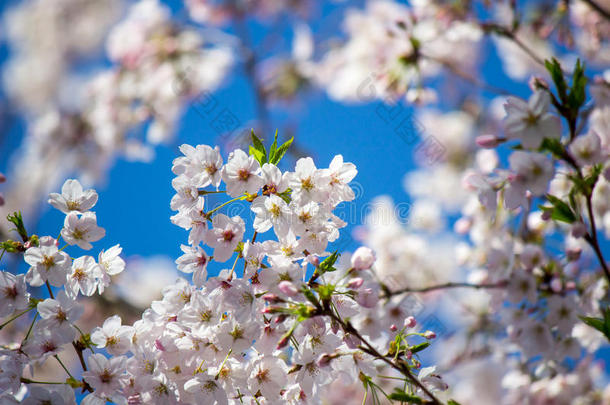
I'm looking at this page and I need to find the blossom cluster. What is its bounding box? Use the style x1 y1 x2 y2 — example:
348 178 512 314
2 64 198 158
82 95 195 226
0 141 448 404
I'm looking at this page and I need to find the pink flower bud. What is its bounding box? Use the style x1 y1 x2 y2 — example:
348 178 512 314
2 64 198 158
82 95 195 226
278 281 298 297
565 281 576 291
331 319 340 334
154 339 166 351
405 350 413 360
262 293 282 303
475 135 502 149
390 324 398 332
343 333 361 349
23 241 32 249
355 287 379 308
347 277 364 289
351 247 376 270
317 354 333 368
276 335 289 350
529 76 549 91
550 278 562 293
454 217 471 234
424 331 436 339
571 222 587 239
404 316 417 328
306 255 320 267
541 210 552 221
564 262 579 277
566 247 581 261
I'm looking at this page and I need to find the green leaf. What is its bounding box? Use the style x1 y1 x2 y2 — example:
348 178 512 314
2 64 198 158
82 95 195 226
409 341 431 354
544 58 567 102
541 194 577 224
448 400 463 405
249 130 267 164
568 59 587 110
277 188 292 204
388 389 423 404
268 129 279 163
7 211 28 242
579 307 610 342
269 136 294 165
539 138 564 159
318 251 340 274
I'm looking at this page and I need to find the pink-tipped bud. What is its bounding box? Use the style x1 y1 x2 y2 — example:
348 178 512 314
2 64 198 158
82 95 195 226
262 293 282 303
351 247 376 270
276 335 290 350
550 277 562 293
454 217 472 234
566 247 582 262
317 354 333 368
571 222 587 239
405 350 413 360
529 76 549 91
278 281 298 297
343 333 361 349
331 319 340 334
564 262 579 278
154 339 166 351
475 134 502 149
307 255 320 267
404 316 417 329
424 331 436 339
390 324 398 332
541 210 552 221
23 241 32 249
347 277 364 289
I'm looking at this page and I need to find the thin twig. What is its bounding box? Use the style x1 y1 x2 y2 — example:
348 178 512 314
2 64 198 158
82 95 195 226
581 0 610 21
383 281 508 298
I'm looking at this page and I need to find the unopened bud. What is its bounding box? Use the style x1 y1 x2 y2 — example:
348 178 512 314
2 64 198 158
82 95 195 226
306 255 320 267
571 222 587 239
351 247 376 270
262 293 283 303
529 76 549 91
404 316 417 328
566 247 581 261
454 217 472 234
424 331 436 339
550 278 562 293
343 333 361 349
475 134 503 149
390 324 398 332
276 335 290 350
541 210 552 221
317 354 333 368
405 350 413 360
347 277 364 289
278 281 298 297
